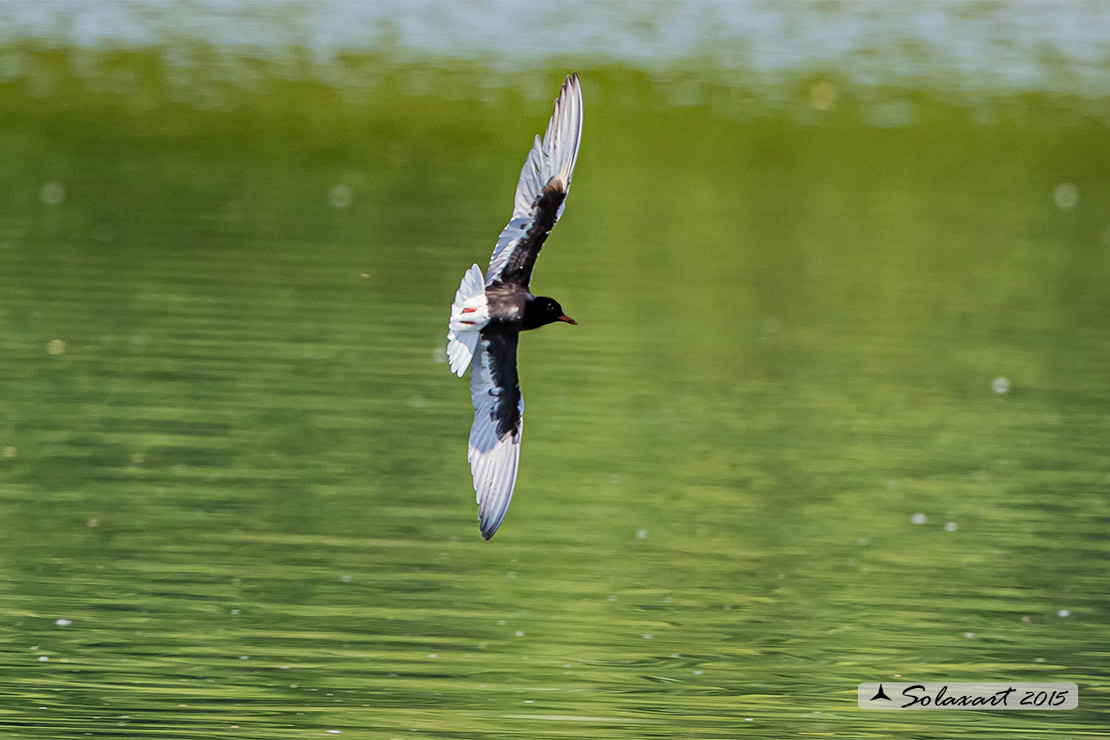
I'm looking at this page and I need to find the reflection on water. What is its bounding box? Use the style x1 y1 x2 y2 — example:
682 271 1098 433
0 39 1108 740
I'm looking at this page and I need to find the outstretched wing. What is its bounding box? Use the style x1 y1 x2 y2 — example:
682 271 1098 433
486 73 583 289
468 327 524 540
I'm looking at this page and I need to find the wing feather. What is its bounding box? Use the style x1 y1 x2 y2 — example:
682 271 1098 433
467 329 524 540
486 73 583 287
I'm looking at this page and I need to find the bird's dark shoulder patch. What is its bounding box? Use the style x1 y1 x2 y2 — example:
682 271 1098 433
499 179 566 286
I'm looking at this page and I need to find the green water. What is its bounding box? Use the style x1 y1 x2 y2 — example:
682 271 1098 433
0 48 1108 738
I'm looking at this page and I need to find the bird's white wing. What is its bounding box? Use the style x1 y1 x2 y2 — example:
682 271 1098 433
486 73 583 286
468 330 524 540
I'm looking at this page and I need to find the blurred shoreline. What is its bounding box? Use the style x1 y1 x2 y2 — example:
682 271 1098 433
1 0 1109 98
0 41 1105 130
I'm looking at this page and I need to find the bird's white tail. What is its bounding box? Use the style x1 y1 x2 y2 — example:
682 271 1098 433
446 264 489 376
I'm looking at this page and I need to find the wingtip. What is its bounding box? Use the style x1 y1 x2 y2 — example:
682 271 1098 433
560 72 581 107
469 423 521 543
479 510 506 540
475 477 513 541
477 499 510 541
552 72 581 117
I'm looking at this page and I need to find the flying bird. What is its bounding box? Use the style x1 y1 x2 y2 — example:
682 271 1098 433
446 73 583 540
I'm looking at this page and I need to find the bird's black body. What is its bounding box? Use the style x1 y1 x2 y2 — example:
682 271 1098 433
481 289 574 441
483 281 574 332
479 324 522 440
478 179 577 442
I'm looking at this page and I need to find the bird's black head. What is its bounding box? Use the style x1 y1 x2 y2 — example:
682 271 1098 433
523 296 578 331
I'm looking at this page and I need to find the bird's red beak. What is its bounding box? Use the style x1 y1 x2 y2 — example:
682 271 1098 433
557 315 578 325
